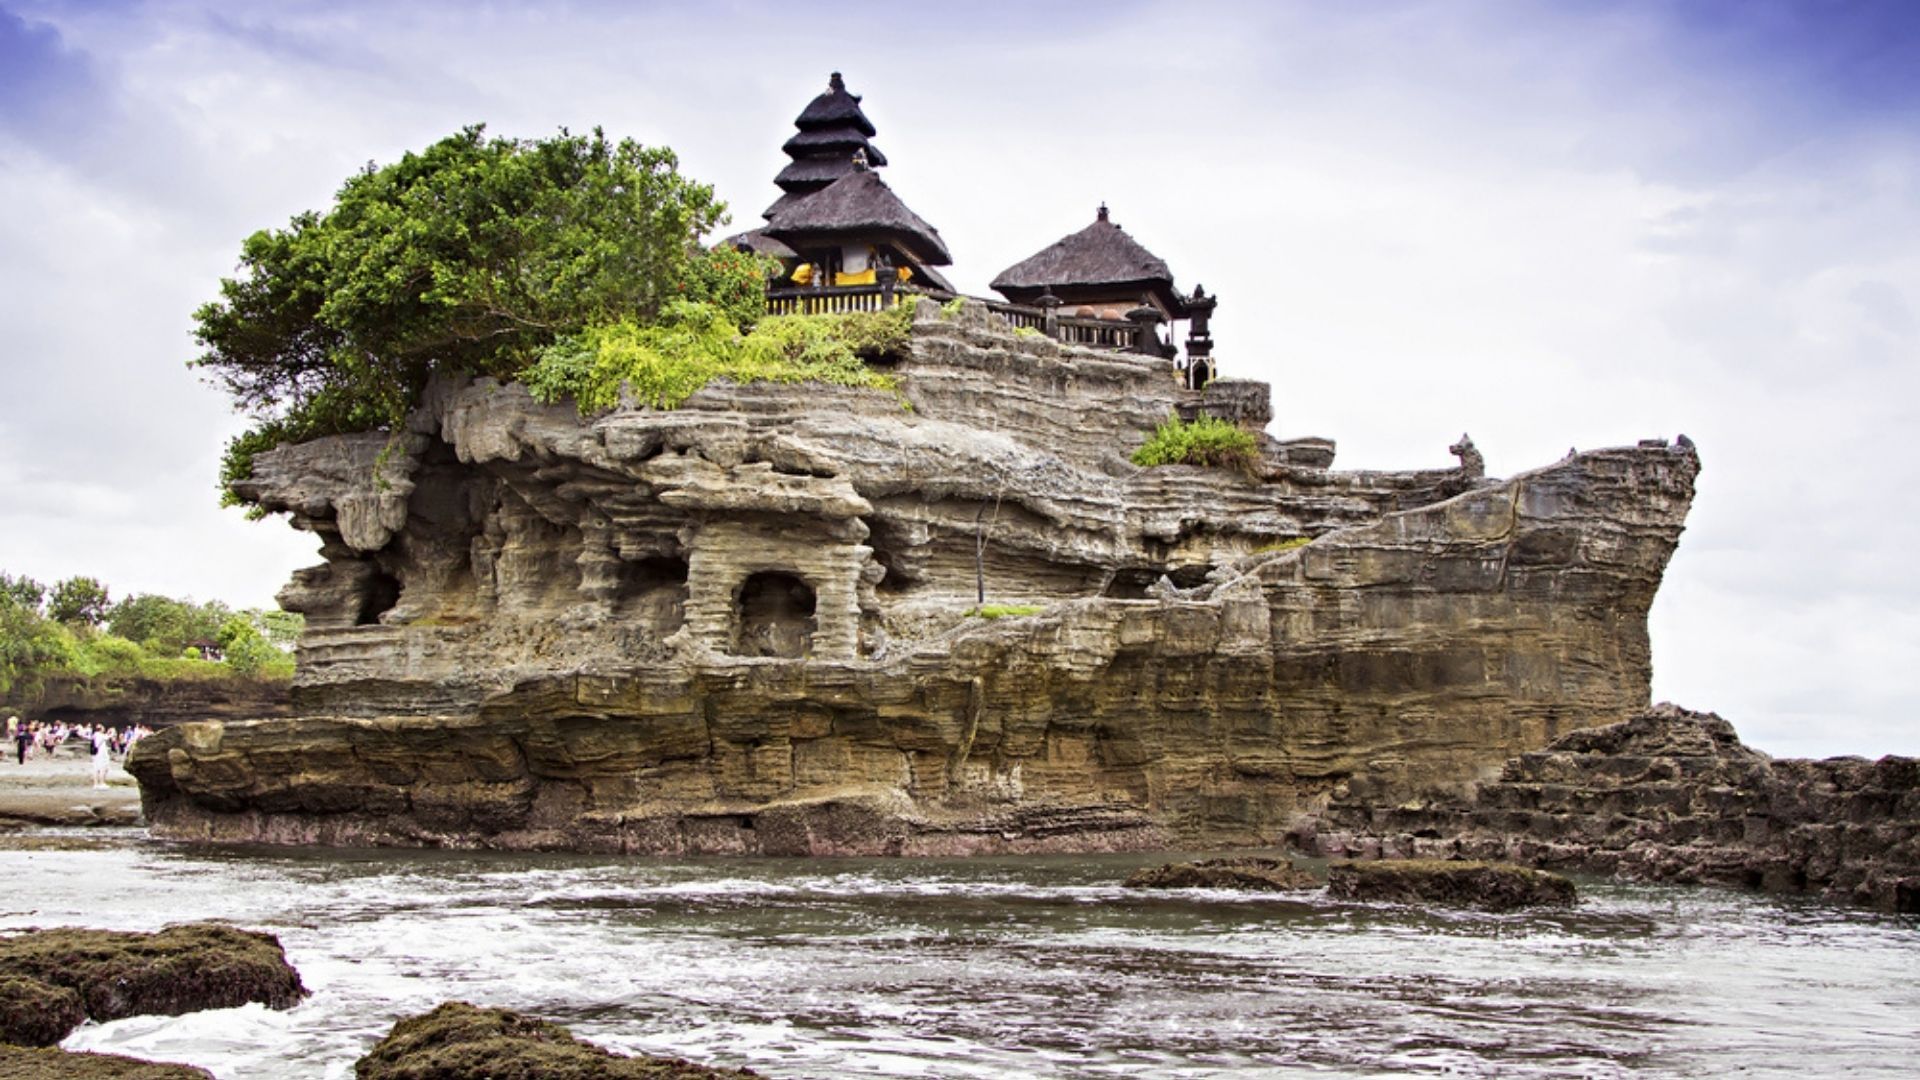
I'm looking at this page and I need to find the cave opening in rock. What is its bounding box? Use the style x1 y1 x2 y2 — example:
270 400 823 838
357 571 402 626
618 556 690 635
733 571 817 659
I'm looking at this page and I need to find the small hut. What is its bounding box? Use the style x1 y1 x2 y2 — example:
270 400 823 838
991 205 1218 380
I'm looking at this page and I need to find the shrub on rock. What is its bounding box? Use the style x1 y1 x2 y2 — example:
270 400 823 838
356 1002 760 1079
1327 859 1576 911
0 924 306 1023
1125 856 1317 891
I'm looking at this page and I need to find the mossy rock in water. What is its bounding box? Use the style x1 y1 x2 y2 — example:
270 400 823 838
0 1045 213 1078
356 1002 761 1079
1125 856 1318 891
0 924 307 1023
1326 859 1576 911
0 975 86 1046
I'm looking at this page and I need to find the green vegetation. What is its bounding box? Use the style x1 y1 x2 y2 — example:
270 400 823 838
1253 536 1313 555
194 126 774 505
523 301 908 414
0 571 299 698
940 296 967 318
1130 413 1260 472
966 604 1046 619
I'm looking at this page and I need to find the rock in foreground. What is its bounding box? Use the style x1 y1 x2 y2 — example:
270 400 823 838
1125 856 1316 891
356 1002 758 1079
1326 860 1577 911
1309 704 1920 912
0 975 85 1046
0 1046 212 1078
0 924 307 1032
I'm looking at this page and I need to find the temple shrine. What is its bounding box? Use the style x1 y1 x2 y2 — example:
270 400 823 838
730 73 1218 388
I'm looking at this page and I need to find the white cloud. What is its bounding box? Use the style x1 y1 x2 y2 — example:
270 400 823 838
1 0 1916 756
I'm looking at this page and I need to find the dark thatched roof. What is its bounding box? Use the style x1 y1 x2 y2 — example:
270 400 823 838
763 168 951 267
795 72 876 136
991 206 1177 305
720 228 798 260
782 128 888 166
775 156 869 189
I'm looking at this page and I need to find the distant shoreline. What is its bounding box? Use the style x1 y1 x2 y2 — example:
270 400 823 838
0 747 142 828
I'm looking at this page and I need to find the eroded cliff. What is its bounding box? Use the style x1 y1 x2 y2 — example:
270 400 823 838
130 301 1700 852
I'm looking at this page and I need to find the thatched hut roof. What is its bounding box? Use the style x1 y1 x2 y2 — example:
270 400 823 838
990 205 1184 313
720 228 798 261
795 71 877 137
763 167 951 267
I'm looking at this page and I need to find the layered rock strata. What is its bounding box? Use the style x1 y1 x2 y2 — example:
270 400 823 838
1304 705 1920 912
131 303 1700 852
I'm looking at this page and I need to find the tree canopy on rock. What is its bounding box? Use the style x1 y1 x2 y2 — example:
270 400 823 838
193 125 769 503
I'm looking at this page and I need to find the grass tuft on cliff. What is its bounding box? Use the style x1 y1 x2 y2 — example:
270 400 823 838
523 300 908 415
1131 414 1259 473
965 604 1045 619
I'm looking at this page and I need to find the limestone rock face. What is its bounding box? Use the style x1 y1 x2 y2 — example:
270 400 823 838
1305 704 1920 912
130 304 1701 853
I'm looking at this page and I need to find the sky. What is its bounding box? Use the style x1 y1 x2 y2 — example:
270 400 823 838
1 0 1917 758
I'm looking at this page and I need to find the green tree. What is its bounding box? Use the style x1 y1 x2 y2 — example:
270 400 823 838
193 126 737 504
107 594 232 656
0 572 46 614
47 576 111 627
0 594 75 696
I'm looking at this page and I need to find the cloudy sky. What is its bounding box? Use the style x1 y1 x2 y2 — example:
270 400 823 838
2 0 1916 757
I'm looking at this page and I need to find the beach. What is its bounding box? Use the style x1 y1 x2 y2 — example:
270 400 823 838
0 744 141 828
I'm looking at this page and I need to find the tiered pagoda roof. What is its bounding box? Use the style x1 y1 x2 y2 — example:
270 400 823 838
763 162 951 267
766 72 887 220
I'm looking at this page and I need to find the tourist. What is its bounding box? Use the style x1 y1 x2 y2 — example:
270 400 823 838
14 723 31 765
91 726 113 789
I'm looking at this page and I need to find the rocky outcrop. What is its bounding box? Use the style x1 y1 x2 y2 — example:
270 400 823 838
0 1047 212 1079
1125 856 1316 890
356 1002 759 1079
1325 859 1576 910
1305 705 1920 912
0 924 306 1028
0 976 85 1047
130 304 1699 852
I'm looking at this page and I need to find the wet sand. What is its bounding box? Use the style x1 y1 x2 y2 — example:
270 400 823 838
0 746 142 828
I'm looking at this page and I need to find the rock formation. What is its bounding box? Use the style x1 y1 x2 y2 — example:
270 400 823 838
130 301 1700 853
356 1002 759 1079
1325 859 1577 910
1303 704 1920 912
1124 856 1316 891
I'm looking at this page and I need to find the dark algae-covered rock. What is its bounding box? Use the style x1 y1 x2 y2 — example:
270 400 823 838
1125 856 1317 890
1326 859 1576 911
356 1002 760 1079
0 923 307 1028
0 975 85 1046
0 1046 213 1078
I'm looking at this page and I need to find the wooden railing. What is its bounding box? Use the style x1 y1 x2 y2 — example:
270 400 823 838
766 284 942 315
765 285 1153 355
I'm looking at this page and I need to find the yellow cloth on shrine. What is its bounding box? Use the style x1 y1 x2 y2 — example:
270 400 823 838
896 266 912 282
834 268 878 286
790 263 814 285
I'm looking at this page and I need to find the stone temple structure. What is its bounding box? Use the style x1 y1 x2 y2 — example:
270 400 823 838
125 73 1713 856
129 295 1701 853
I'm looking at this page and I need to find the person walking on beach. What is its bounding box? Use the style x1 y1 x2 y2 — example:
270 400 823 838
14 723 30 766
90 726 112 789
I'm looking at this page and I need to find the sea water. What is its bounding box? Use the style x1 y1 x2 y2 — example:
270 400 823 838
1 832 1915 1078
